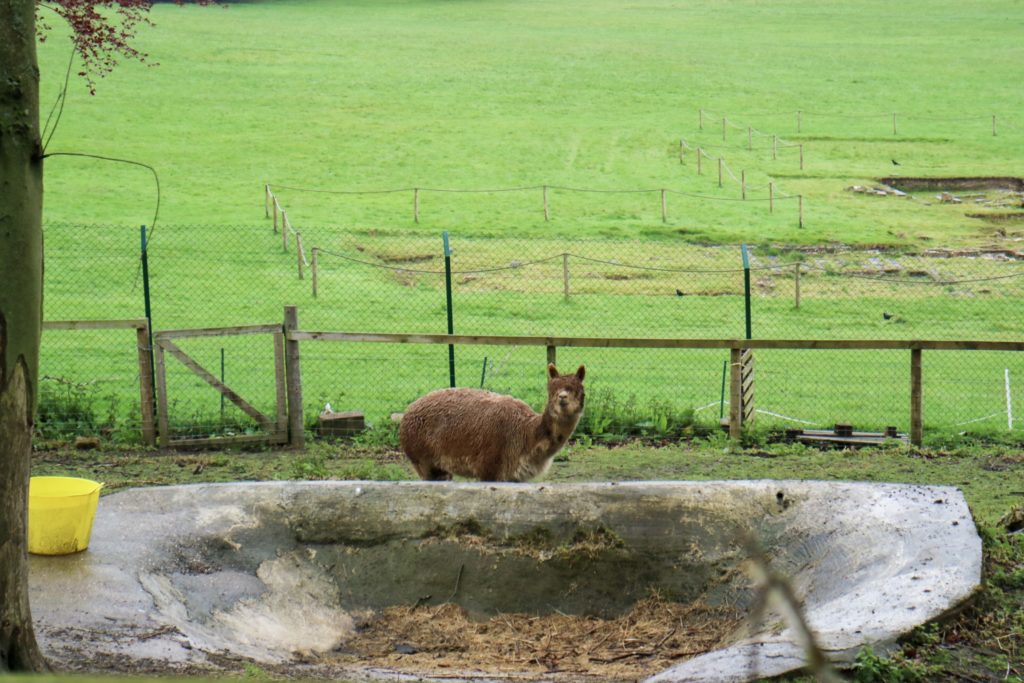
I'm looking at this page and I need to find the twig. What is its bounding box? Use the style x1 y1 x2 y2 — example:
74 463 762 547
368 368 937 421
443 564 465 604
653 627 677 650
586 629 616 654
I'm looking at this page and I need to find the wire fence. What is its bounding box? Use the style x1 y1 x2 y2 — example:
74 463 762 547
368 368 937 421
698 107 1014 138
39 218 1024 445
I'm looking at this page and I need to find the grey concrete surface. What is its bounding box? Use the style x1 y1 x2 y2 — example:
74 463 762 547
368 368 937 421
29 480 981 681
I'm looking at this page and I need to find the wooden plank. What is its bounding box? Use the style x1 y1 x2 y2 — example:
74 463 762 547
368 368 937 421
287 331 1024 353
796 434 909 447
159 339 272 430
44 319 148 331
273 331 288 437
156 324 282 341
911 348 923 446
729 347 742 439
289 331 738 349
135 323 157 447
546 345 557 367
284 306 305 449
154 343 170 448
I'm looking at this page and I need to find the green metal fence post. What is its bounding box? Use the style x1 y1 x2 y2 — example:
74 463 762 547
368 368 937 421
741 244 752 340
443 231 456 387
140 225 157 433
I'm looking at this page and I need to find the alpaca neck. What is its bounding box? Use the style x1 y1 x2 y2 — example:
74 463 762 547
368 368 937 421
534 404 579 453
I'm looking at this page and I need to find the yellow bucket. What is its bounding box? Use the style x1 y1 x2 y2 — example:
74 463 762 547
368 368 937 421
28 476 103 555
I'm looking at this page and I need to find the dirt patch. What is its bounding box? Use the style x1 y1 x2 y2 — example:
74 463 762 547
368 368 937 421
334 596 742 680
598 271 655 281
879 177 1024 192
967 212 1024 223
377 253 436 265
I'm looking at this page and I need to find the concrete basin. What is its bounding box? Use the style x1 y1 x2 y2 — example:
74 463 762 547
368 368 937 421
29 480 981 681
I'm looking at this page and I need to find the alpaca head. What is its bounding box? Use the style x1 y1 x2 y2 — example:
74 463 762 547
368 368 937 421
546 363 586 421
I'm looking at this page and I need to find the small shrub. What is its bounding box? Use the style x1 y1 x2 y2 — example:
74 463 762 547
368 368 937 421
852 646 931 682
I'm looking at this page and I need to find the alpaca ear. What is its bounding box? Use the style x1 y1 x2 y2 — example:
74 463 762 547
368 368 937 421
576 365 586 380
548 363 559 378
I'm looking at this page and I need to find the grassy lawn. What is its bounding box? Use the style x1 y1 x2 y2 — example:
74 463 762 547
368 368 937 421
30 437 1024 681
36 0 1022 246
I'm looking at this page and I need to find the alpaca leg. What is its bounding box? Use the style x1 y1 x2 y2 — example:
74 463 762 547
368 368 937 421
425 466 453 481
409 455 451 481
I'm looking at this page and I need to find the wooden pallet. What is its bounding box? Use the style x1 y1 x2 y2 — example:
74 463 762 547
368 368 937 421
785 425 908 448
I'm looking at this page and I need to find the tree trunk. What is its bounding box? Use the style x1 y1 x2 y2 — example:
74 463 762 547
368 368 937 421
0 0 48 672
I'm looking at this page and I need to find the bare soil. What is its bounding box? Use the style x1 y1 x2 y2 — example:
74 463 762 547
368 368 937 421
879 176 1024 192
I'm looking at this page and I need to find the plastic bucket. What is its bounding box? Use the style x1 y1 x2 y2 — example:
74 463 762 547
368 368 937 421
28 476 103 555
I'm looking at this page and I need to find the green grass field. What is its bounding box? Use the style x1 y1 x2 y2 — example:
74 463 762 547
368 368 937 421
33 0 1024 442
37 0 1023 245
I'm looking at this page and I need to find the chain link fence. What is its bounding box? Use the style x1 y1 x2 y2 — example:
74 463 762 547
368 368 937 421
40 220 1024 444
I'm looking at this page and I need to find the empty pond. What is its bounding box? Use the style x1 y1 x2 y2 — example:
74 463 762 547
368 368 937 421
29 480 981 682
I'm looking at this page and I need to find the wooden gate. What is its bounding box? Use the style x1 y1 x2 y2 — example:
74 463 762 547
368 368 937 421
153 324 288 447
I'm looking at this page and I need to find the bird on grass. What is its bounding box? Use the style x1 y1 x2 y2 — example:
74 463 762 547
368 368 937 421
675 289 685 297
883 311 893 320
891 159 901 166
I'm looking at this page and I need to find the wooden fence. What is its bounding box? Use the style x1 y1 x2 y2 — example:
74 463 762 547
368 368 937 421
287 322 1024 446
41 307 1024 448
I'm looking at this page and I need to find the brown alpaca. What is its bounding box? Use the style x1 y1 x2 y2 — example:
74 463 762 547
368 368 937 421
399 364 586 482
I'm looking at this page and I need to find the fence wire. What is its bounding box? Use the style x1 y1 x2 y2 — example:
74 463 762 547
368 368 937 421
39 220 1024 444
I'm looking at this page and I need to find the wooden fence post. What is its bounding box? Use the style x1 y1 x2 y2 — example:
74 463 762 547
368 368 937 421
741 170 746 199
798 194 804 228
543 185 549 221
769 182 774 213
414 188 420 223
282 210 289 251
136 321 156 446
910 348 922 446
773 135 777 160
284 305 305 449
660 189 667 222
729 346 742 440
747 126 752 150
992 114 997 137
296 232 304 279
547 345 557 367
265 184 270 219
794 264 801 308
699 108 704 129
679 139 684 164
722 117 727 141
154 340 170 448
799 144 804 170
272 196 278 233
311 247 319 298
273 331 288 442
697 148 702 174
718 158 723 188
797 110 802 133
892 112 898 135
562 253 570 301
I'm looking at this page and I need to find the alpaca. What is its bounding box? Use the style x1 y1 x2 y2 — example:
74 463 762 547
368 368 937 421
399 364 586 482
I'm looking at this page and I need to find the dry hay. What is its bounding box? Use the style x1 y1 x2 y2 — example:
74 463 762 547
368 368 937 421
334 595 743 680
